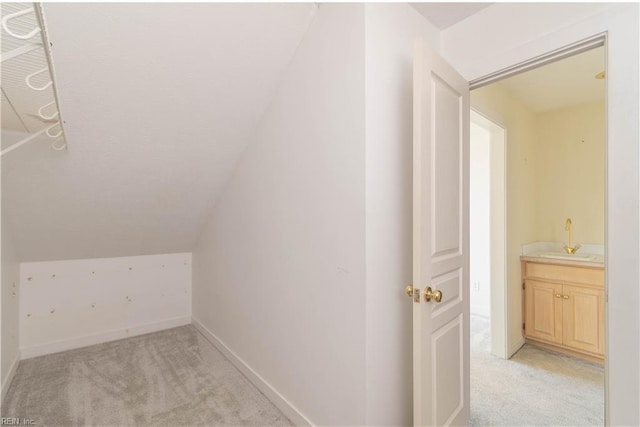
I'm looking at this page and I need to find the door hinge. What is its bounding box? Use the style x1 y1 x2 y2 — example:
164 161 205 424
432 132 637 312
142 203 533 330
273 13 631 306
522 281 525 290
523 322 525 330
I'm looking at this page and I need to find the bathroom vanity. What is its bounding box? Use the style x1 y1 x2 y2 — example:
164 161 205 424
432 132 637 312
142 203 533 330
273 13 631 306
521 251 605 363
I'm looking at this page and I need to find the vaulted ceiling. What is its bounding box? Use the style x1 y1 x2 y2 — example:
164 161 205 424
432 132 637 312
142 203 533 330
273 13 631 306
2 3 317 261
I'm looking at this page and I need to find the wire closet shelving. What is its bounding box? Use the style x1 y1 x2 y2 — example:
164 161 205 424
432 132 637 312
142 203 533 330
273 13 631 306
1 2 67 156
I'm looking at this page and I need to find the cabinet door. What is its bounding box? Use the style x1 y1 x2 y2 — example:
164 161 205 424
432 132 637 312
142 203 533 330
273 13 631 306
562 284 605 355
524 279 563 344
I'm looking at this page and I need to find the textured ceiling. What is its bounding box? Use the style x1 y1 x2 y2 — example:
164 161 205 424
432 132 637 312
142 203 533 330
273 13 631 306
2 3 317 261
500 46 605 113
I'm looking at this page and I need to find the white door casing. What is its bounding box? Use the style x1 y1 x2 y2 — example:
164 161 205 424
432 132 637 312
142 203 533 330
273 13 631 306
412 38 470 426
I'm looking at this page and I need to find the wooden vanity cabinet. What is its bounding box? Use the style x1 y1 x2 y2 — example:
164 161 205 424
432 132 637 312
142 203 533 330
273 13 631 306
524 279 563 345
522 261 605 361
561 284 605 355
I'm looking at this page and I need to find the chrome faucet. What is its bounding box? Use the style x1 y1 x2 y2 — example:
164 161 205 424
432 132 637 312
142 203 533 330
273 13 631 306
564 218 580 254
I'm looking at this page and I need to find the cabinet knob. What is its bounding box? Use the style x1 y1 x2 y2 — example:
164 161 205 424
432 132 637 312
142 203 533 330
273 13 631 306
563 295 570 299
555 293 562 298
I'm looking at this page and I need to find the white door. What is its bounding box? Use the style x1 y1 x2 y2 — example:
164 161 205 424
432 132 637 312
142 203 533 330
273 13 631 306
411 38 469 426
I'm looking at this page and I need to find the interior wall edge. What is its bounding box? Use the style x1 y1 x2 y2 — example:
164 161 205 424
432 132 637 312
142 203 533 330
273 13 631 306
362 3 441 425
507 337 526 359
191 4 368 425
17 251 195 265
1 203 20 405
191 317 313 427
0 353 19 408
188 7 322 250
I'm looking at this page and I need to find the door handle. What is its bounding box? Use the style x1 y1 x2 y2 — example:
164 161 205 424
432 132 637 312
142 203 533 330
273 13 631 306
424 287 443 303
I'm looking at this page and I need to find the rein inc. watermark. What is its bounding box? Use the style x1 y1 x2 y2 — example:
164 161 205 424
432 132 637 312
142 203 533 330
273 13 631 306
1 418 35 425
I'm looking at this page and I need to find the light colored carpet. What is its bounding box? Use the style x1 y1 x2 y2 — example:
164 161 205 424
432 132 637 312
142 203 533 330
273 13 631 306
1 325 293 427
470 315 604 426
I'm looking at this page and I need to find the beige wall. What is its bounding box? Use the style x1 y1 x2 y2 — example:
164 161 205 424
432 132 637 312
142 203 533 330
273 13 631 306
471 82 538 355
535 101 605 244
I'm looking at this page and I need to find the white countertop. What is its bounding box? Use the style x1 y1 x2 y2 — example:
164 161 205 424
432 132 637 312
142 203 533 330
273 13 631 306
520 242 604 268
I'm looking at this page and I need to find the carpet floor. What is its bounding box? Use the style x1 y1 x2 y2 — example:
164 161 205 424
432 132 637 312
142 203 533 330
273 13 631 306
1 325 293 426
470 315 604 426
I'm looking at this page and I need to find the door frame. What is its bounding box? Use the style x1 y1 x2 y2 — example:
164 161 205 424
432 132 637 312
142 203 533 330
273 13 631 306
470 109 507 359
467 32 609 417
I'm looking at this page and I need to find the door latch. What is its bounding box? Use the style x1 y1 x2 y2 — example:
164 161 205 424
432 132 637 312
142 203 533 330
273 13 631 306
405 285 421 303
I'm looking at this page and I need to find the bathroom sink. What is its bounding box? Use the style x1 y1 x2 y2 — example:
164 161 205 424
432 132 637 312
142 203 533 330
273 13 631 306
538 252 596 261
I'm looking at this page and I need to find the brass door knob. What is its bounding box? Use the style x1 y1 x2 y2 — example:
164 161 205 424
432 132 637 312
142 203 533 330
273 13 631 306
405 285 415 297
424 287 443 303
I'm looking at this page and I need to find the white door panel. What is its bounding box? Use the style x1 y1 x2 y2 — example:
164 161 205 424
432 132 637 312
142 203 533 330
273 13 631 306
412 38 469 427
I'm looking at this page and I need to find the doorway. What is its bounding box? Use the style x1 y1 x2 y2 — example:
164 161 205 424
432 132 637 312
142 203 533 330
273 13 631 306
470 111 507 360
468 41 606 426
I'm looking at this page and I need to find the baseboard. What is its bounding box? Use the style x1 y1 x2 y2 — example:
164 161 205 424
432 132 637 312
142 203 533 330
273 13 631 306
524 338 604 364
192 317 313 427
1 354 20 405
20 316 191 359
508 336 526 358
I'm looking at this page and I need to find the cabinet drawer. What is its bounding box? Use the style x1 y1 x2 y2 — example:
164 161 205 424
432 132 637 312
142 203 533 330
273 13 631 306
524 262 604 287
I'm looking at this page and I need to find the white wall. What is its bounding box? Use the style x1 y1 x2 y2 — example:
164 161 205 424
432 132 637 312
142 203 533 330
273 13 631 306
363 4 440 425
192 4 367 426
469 122 491 318
20 252 191 358
443 4 639 424
1 196 20 403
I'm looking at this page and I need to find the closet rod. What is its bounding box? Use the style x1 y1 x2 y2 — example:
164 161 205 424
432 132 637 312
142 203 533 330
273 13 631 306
0 43 42 63
1 127 48 157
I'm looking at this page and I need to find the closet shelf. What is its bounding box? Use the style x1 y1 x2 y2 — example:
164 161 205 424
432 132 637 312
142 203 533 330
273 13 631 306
1 3 67 156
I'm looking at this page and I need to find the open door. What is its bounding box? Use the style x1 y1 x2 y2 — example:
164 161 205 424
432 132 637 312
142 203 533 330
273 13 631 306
409 38 470 426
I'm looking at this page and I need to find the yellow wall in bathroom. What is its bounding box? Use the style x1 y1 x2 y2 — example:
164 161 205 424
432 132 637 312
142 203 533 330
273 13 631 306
471 85 604 353
534 101 605 245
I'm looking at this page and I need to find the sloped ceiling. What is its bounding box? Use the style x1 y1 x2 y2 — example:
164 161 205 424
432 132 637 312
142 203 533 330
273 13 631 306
2 3 317 261
411 3 491 29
